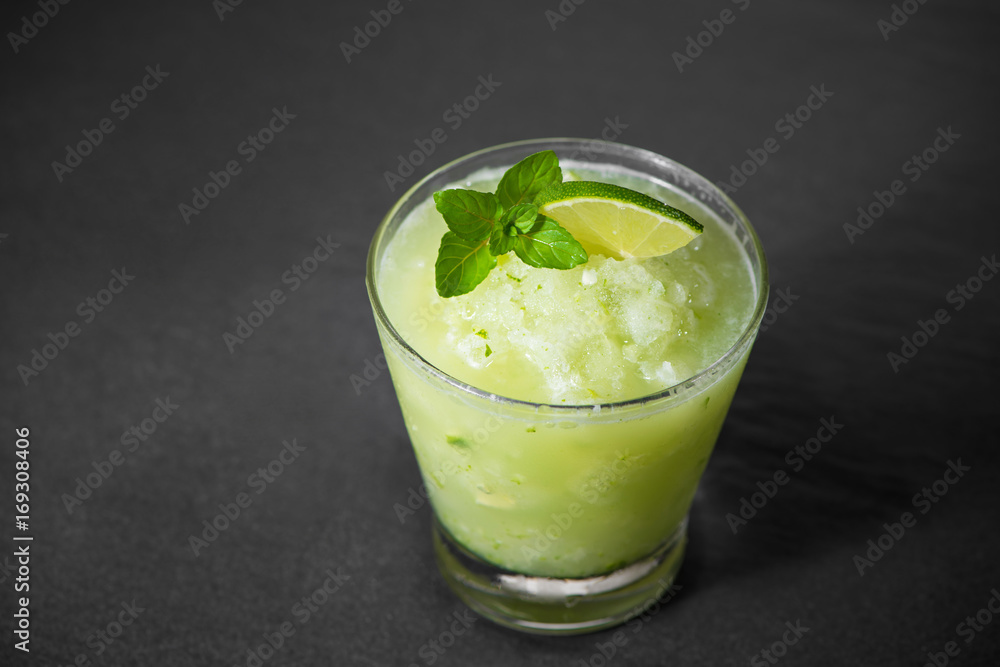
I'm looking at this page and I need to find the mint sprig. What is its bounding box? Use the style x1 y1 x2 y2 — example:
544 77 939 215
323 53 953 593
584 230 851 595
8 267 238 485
496 150 563 209
511 217 587 269
434 232 495 298
432 189 500 241
434 150 587 298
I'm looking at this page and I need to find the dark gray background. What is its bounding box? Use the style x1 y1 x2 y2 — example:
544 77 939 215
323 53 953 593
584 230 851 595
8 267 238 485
2 0 999 665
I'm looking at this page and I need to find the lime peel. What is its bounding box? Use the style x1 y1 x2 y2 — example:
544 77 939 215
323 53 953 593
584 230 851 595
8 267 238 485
536 181 703 260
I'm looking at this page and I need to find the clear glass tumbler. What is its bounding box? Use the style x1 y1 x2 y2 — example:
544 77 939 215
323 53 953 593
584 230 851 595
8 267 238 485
366 139 768 635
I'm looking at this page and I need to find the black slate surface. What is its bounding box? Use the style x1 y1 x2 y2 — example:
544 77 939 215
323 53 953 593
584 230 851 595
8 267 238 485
2 0 999 665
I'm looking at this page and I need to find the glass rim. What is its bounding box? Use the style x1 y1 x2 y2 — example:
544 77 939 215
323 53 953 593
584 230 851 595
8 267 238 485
366 137 769 414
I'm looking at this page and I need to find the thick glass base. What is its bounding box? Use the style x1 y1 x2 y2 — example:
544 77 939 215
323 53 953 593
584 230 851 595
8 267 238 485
432 516 687 636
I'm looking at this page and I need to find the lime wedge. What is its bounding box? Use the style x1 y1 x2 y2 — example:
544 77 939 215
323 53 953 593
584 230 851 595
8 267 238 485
536 181 703 259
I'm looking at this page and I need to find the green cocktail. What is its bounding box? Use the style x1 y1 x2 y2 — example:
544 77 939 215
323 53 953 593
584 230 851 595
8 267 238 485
366 139 767 634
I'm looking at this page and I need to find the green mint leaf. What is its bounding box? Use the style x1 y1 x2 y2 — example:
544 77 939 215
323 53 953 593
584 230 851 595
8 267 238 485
490 204 538 256
513 217 588 270
435 232 496 297
496 151 562 209
489 223 517 256
433 189 500 242
501 203 539 232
